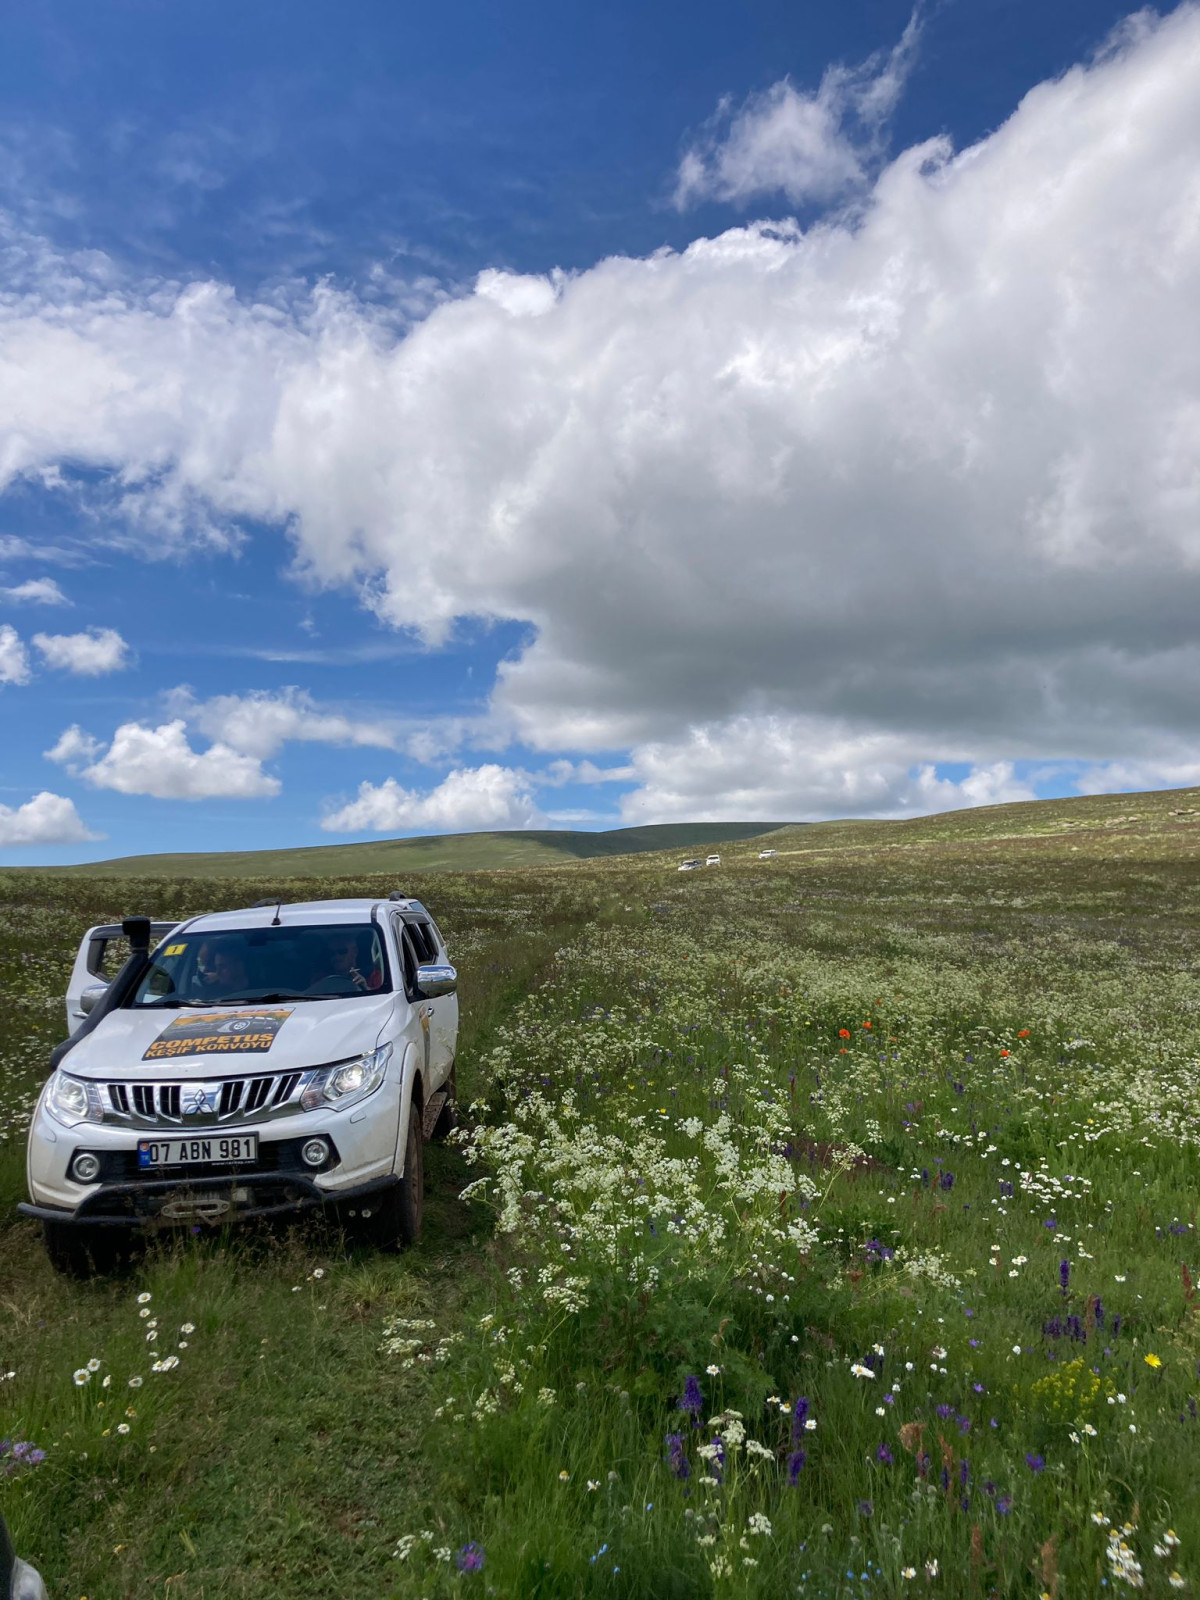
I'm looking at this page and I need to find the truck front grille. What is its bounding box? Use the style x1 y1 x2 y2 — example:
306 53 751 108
102 1072 305 1127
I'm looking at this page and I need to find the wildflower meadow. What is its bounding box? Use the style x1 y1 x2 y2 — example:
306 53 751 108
2 786 1200 1596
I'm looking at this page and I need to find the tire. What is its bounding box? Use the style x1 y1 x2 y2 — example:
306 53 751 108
42 1220 124 1278
354 1106 423 1251
430 1064 457 1142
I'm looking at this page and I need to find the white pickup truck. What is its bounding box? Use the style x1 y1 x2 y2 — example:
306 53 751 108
21 895 457 1275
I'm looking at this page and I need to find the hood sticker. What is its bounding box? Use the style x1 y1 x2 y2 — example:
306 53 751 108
143 1009 294 1062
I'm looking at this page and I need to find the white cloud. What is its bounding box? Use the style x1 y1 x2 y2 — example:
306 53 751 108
32 626 130 675
0 790 100 847
0 9 1198 817
616 715 1037 823
168 686 400 758
542 758 636 786
673 11 920 209
0 576 70 604
72 719 279 800
1072 756 1200 796
44 723 104 772
321 765 543 834
0 624 30 685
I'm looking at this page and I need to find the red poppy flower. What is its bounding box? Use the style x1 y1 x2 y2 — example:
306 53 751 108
1018 1029 1030 1038
999 1049 1010 1058
839 1028 851 1039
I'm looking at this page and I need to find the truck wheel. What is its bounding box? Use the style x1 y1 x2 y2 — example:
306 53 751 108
430 1064 457 1141
355 1106 423 1251
42 1220 122 1278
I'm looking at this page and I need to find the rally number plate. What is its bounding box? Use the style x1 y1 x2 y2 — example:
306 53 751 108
138 1134 258 1167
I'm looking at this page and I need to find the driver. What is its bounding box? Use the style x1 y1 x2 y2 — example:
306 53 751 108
311 931 382 993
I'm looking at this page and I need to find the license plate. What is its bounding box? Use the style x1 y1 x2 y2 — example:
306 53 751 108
138 1134 258 1167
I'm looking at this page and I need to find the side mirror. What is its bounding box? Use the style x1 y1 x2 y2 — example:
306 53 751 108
79 984 109 1016
416 963 457 999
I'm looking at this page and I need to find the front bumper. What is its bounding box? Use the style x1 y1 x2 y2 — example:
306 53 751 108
18 1171 398 1229
24 1073 405 1227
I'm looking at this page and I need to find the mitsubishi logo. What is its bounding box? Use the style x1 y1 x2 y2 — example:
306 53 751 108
182 1083 222 1117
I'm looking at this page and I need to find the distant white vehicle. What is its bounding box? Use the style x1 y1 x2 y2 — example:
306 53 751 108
706 854 721 867
677 859 703 872
758 848 778 859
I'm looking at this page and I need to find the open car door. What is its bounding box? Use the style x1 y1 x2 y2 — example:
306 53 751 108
65 921 178 1035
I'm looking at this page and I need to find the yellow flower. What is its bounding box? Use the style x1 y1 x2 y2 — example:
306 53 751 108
1144 1353 1163 1369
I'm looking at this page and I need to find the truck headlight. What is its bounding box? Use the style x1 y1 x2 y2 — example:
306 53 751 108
300 1042 392 1112
45 1071 104 1128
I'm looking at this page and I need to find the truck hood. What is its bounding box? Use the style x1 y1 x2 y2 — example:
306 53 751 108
61 995 401 1080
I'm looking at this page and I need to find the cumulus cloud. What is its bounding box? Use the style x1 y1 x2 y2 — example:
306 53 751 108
32 626 130 674
0 790 100 846
542 758 637 786
0 576 69 604
167 686 400 758
43 723 104 772
617 716 1038 823
0 10 1199 820
0 624 30 684
58 719 280 799
673 10 921 209
321 765 543 833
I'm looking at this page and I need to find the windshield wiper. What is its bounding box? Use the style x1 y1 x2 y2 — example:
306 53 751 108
140 998 222 1009
140 990 325 1009
228 990 331 1004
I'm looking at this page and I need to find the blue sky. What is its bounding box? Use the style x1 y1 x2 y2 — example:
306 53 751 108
2 0 1198 860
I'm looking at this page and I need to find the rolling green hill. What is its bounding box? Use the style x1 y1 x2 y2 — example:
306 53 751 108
35 821 790 879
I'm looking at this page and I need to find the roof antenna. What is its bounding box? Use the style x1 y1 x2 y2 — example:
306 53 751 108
271 901 283 927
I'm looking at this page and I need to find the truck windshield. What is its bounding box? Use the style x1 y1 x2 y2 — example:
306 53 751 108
129 924 392 1007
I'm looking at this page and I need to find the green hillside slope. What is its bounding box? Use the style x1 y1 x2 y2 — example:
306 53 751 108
36 821 789 879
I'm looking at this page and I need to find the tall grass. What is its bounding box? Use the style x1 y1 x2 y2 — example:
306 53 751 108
3 791 1200 1595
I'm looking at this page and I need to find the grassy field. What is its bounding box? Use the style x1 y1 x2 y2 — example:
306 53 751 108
34 821 788 879
4 787 1200 1597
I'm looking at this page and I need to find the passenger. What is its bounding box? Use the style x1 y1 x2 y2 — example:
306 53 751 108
205 946 249 998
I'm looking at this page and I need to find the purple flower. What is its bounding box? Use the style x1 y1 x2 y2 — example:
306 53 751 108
792 1396 809 1444
973 1383 984 1393
1025 1453 1045 1474
939 1172 955 1191
1044 1217 1057 1231
787 1449 807 1486
0 1439 45 1476
664 1432 691 1480
856 1499 874 1517
457 1543 485 1572
876 1444 893 1465
1059 1260 1070 1293
996 1495 1013 1515
936 1404 953 1419
679 1376 703 1417
957 1416 972 1435
1093 1299 1105 1330
999 1180 1014 1198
